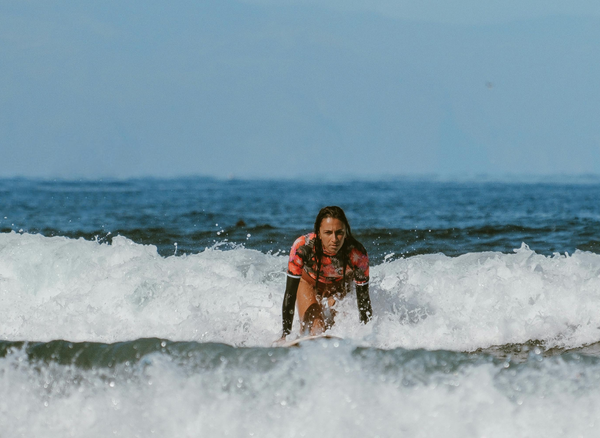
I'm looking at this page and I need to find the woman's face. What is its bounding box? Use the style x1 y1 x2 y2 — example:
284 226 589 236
318 217 346 255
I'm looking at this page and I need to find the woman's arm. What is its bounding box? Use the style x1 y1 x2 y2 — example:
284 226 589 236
356 284 372 324
281 276 301 336
281 234 309 337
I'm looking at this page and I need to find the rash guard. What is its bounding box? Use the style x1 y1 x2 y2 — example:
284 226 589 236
281 233 372 335
287 233 369 286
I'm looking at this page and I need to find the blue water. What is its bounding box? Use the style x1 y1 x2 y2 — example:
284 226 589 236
3 177 600 260
2 177 600 437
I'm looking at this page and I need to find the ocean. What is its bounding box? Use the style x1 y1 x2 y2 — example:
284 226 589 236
2 177 600 437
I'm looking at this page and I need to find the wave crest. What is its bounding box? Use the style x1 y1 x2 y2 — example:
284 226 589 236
2 233 600 350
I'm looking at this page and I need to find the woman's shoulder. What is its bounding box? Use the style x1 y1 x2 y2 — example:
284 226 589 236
292 232 317 248
347 239 369 270
347 237 367 255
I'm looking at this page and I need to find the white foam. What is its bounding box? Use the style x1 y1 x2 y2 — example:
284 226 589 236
1 344 600 438
2 232 600 350
373 243 600 350
0 232 285 345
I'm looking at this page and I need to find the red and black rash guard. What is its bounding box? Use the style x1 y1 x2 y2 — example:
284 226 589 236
281 233 372 336
287 233 369 286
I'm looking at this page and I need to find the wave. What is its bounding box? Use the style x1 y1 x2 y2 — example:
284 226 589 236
8 219 600 261
2 232 600 351
0 225 286 257
362 220 600 258
2 338 600 438
2 337 599 371
6 215 600 264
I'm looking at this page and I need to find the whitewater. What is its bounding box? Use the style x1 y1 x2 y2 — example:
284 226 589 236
3 178 600 437
2 231 600 350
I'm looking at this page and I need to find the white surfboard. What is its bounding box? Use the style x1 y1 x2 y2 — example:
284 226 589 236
281 334 342 347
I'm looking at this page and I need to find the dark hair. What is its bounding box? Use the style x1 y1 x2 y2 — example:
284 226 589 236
312 206 365 287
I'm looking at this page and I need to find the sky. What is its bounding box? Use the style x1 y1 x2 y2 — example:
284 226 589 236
1 1 599 179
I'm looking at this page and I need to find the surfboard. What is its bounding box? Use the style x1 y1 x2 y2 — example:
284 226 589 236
281 334 342 347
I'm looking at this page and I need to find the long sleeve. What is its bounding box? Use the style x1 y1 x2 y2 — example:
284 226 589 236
356 283 372 324
282 276 300 336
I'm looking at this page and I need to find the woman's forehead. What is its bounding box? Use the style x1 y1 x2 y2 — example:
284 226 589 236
320 217 345 229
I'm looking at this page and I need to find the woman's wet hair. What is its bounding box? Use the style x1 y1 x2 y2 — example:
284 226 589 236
311 206 365 287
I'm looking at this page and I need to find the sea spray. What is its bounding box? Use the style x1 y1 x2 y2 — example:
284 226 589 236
4 179 600 437
2 233 600 351
1 339 600 438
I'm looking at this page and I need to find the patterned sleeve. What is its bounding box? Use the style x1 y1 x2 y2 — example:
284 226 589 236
350 246 369 286
287 235 307 278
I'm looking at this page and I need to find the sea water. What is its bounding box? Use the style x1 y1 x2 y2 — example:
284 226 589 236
2 177 600 437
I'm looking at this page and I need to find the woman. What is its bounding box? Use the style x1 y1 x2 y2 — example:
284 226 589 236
280 206 373 339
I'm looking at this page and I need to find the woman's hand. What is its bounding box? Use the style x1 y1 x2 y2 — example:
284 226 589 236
271 333 288 347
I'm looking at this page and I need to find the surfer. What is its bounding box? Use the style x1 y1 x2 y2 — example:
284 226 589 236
280 206 372 340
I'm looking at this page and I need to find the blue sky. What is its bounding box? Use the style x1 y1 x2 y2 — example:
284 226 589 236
1 1 599 179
